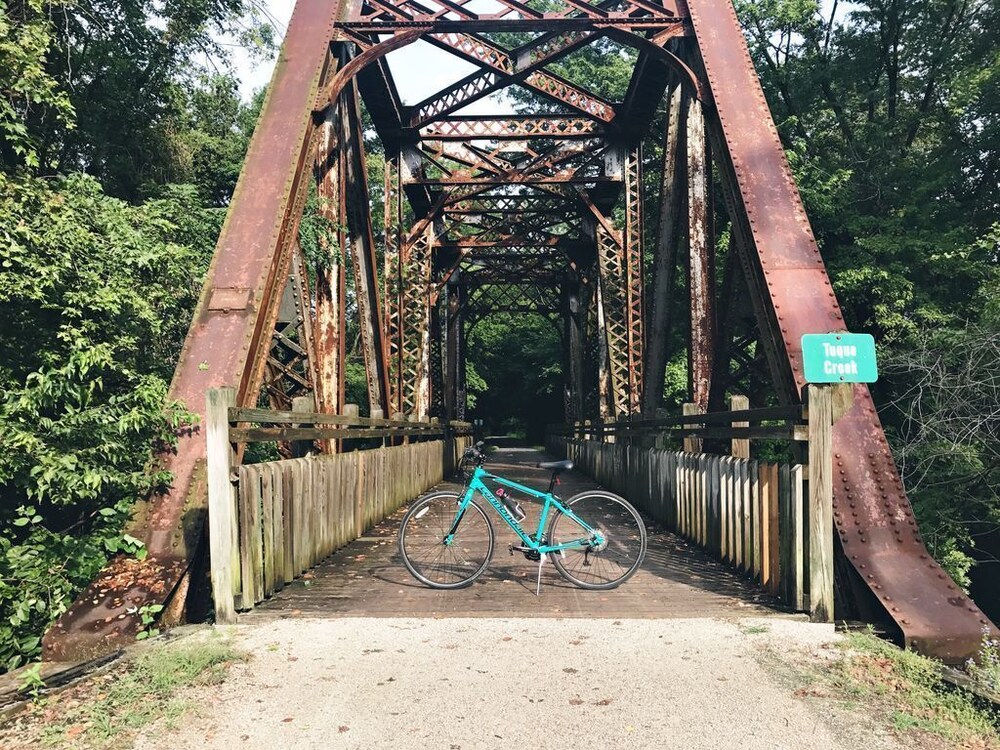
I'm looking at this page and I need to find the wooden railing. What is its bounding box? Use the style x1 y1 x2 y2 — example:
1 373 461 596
206 387 472 622
547 385 848 621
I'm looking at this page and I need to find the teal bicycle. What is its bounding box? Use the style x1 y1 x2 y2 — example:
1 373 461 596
398 442 647 592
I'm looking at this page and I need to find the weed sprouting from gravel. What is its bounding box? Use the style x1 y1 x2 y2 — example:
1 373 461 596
832 631 1000 748
0 634 246 750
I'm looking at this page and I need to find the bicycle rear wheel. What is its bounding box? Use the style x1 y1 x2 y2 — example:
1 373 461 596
398 492 494 588
547 491 646 590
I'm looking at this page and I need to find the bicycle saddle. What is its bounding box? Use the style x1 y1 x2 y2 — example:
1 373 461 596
537 459 573 472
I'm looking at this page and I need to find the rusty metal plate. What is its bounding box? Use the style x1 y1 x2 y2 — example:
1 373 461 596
687 0 998 661
208 287 252 312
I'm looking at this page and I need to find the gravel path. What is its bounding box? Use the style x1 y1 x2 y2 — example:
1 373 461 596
135 617 903 750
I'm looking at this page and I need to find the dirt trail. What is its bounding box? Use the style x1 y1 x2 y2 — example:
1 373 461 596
134 617 902 750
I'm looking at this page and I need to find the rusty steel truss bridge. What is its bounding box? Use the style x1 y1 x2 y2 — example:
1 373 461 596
44 0 996 663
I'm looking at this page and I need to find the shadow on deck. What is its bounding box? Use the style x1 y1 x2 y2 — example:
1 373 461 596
241 448 792 621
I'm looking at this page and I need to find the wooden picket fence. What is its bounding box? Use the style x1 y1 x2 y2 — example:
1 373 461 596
206 386 471 621
548 438 808 610
231 440 468 610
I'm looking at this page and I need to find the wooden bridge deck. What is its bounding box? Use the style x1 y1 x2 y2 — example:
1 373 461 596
242 448 790 621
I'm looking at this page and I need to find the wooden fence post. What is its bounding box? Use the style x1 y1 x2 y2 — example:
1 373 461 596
370 408 385 447
342 403 359 454
206 387 237 625
807 384 834 622
291 394 315 458
730 395 749 458
682 402 702 453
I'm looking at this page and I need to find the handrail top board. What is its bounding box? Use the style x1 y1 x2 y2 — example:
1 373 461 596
230 406 471 431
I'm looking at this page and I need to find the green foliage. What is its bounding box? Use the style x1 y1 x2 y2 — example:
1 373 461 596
0 0 74 168
967 630 1000 697
299 183 343 272
135 603 165 641
10 635 246 748
0 0 270 200
0 0 260 674
879 313 1000 592
832 631 1000 743
465 313 564 441
0 172 217 670
17 662 45 699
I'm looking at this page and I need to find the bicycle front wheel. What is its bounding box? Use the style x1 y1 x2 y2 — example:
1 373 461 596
398 492 495 589
547 491 647 590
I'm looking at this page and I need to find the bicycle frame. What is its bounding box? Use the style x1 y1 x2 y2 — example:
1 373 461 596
446 465 604 554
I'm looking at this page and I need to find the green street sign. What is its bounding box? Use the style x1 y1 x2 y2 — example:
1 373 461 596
801 333 878 383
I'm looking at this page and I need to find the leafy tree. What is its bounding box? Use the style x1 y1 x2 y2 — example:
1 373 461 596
465 313 565 442
0 173 220 668
0 0 74 168
734 0 1000 599
1 0 271 199
0 0 263 669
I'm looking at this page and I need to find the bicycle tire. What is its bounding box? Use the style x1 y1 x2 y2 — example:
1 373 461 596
398 491 495 589
547 490 647 590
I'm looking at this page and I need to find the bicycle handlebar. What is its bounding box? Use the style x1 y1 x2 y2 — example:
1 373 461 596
463 441 487 467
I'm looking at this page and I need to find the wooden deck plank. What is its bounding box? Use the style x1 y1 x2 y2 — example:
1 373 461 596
241 448 790 623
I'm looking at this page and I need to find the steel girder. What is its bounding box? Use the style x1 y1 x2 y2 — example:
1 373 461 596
685 0 997 659
313 99 348 420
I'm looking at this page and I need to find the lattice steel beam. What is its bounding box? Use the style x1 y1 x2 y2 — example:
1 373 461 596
594 224 632 417
398 223 435 417
623 146 644 413
348 0 683 26
261 250 318 415
420 116 602 140
384 154 404 415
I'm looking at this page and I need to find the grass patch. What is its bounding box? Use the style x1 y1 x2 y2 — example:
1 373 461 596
1 634 246 750
829 631 1000 748
742 625 770 635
